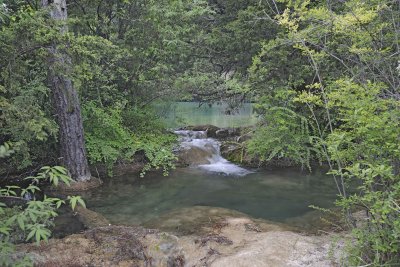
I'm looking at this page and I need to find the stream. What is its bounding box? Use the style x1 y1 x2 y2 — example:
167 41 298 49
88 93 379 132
82 130 338 233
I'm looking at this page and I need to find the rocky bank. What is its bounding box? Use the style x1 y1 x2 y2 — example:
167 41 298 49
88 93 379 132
16 206 345 267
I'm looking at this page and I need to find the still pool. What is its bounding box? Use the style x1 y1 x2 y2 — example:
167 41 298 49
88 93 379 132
156 101 259 128
83 167 338 231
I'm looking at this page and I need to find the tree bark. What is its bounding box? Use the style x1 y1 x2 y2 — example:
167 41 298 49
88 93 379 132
42 0 92 181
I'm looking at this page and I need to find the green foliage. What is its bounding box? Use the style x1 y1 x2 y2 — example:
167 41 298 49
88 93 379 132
0 165 85 265
83 102 137 175
324 79 400 265
83 102 177 176
0 142 13 158
1 1 198 177
136 132 177 177
249 37 313 107
0 166 85 244
1 1 399 265
69 35 129 107
67 196 86 211
0 0 279 178
0 241 31 267
247 0 400 265
337 164 400 266
247 107 321 169
30 166 73 187
0 6 59 174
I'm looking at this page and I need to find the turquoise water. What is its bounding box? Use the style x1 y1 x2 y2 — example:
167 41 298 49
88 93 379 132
156 102 258 128
84 167 338 228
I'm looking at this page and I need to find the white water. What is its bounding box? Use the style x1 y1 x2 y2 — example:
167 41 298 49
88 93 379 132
175 130 252 176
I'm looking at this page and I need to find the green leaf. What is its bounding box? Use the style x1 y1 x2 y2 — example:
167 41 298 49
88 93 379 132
0 226 11 235
17 216 25 230
26 229 35 241
28 211 37 223
56 199 65 209
53 166 67 174
67 196 85 210
69 197 77 211
77 198 86 209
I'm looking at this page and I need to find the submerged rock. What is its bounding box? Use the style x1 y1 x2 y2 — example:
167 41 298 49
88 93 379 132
142 206 283 236
75 206 111 228
45 177 103 192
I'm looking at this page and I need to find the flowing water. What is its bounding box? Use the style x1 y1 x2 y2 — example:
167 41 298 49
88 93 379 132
84 131 338 231
174 130 252 176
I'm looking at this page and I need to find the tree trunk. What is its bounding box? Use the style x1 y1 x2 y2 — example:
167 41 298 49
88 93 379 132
42 0 92 182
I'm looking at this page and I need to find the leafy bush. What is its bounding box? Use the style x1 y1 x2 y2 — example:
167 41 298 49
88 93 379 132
0 8 59 175
0 165 85 266
83 102 177 176
247 107 322 169
336 164 400 265
325 80 400 265
248 1 400 265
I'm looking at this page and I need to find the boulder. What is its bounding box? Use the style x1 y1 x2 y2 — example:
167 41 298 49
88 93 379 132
215 128 242 140
175 146 214 166
216 129 229 139
220 142 244 163
75 206 111 229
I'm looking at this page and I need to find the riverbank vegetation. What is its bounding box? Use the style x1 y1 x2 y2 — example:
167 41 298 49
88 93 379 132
1 0 399 265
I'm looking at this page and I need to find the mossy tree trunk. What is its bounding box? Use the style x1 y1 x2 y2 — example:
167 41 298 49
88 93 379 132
41 0 92 181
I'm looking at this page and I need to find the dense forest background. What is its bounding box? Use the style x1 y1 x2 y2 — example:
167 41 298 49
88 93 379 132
0 0 399 266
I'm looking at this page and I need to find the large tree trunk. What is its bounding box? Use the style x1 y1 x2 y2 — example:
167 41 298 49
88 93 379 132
42 0 91 182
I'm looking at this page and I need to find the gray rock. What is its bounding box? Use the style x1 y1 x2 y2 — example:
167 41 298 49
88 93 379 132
216 129 229 139
183 125 220 138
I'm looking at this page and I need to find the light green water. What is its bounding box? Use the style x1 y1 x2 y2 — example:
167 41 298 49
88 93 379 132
156 102 258 128
84 167 338 230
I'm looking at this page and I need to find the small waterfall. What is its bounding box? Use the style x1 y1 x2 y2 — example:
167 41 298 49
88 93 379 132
175 130 252 176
